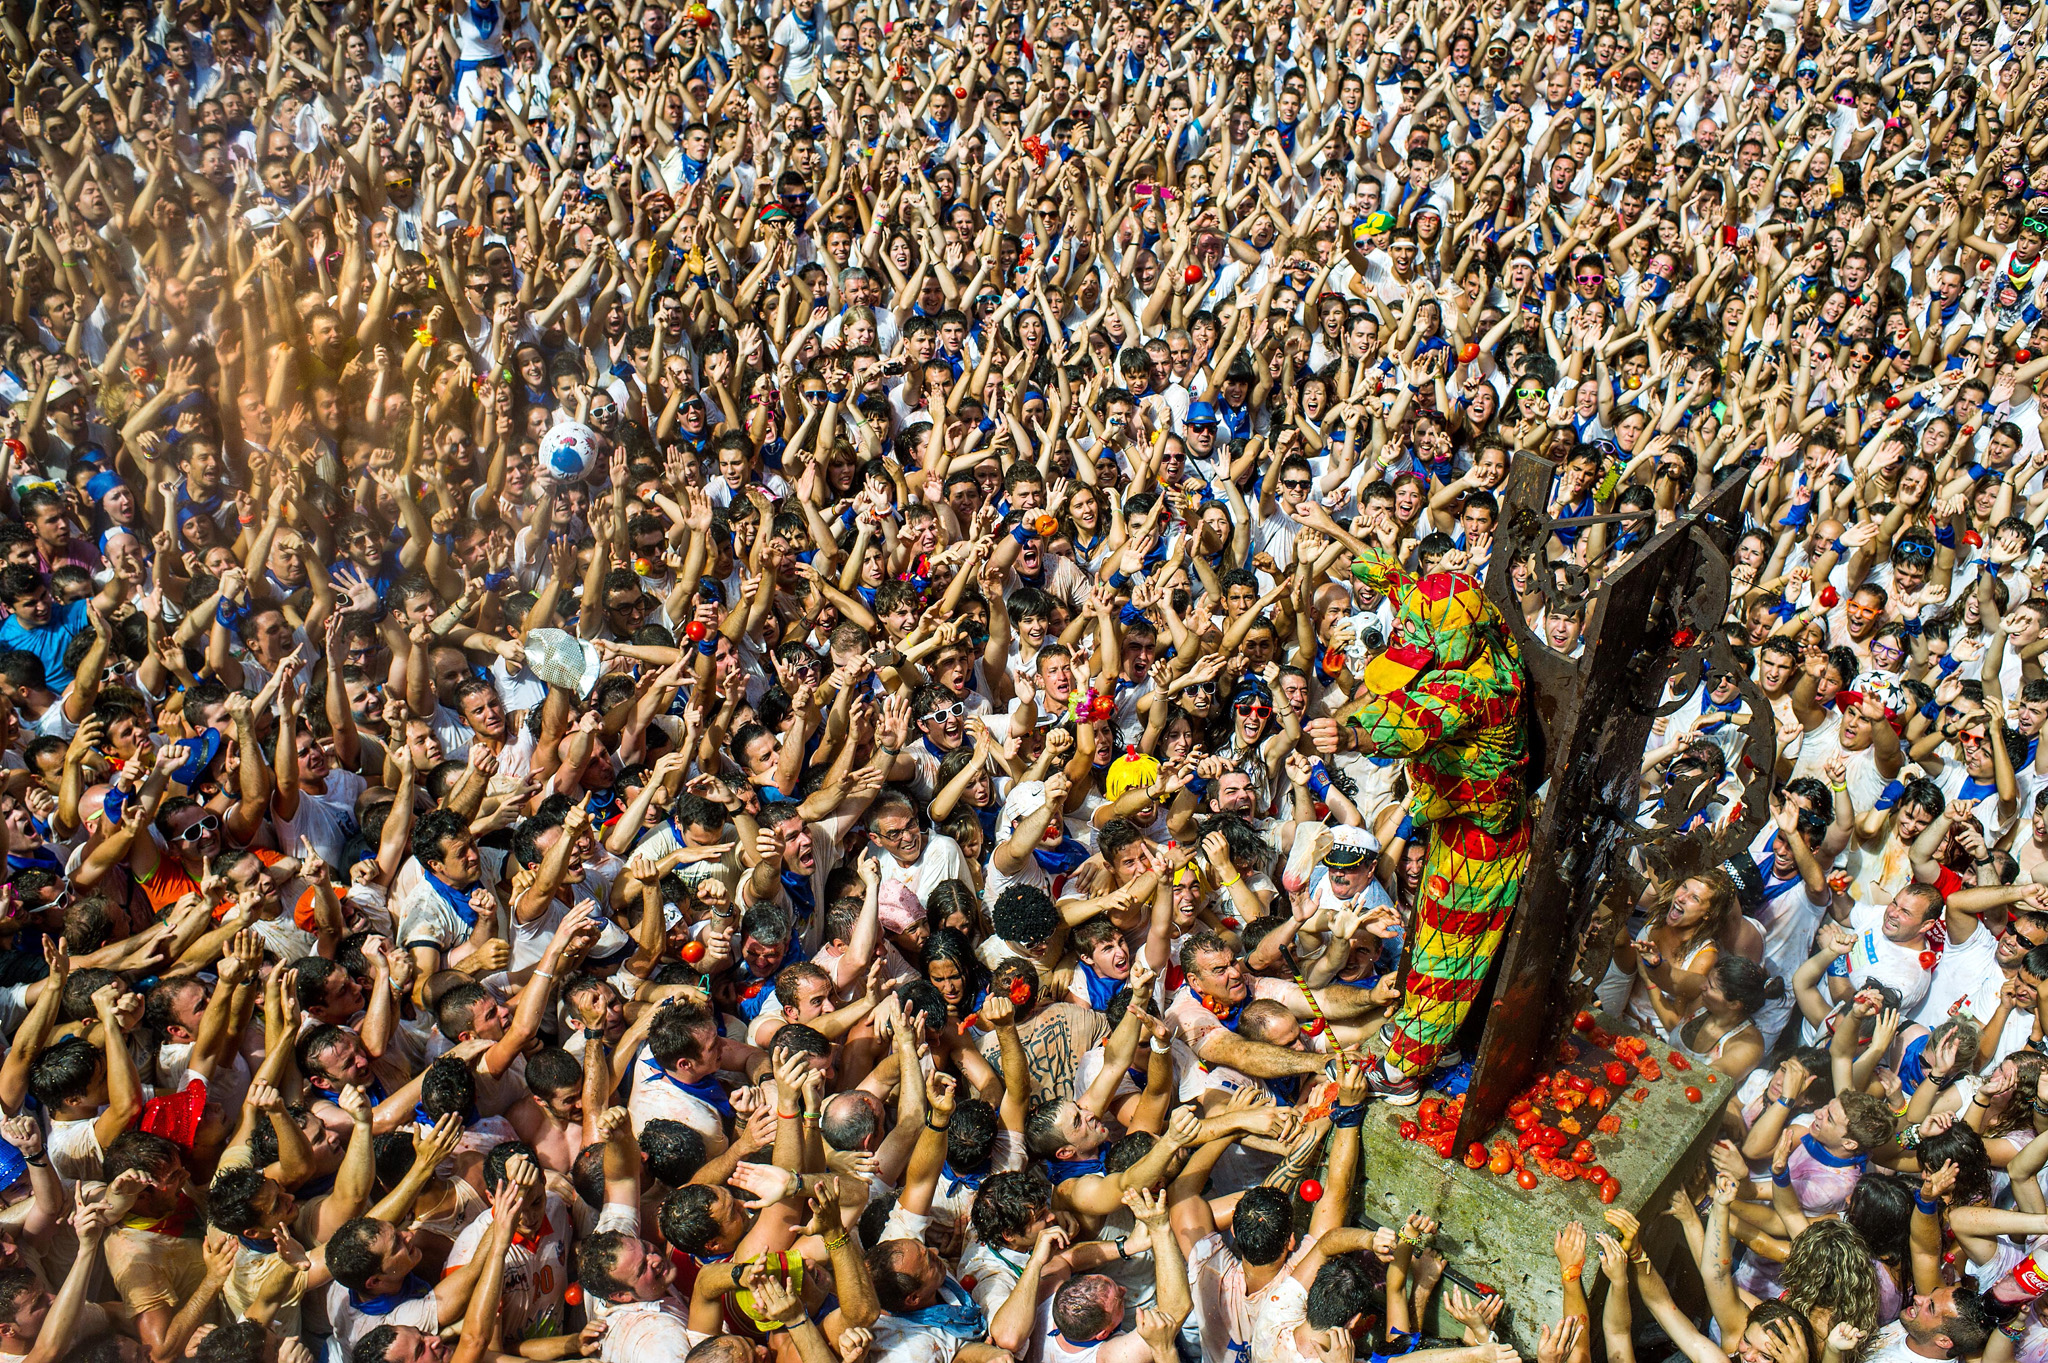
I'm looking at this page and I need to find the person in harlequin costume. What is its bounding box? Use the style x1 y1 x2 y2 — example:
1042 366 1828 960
1304 542 1533 1105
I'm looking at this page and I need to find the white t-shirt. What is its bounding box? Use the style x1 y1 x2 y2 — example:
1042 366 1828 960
1915 916 2001 1029
444 1192 574 1342
326 1279 440 1359
1844 897 1935 1015
600 1295 705 1363
275 768 368 870
626 1055 728 1155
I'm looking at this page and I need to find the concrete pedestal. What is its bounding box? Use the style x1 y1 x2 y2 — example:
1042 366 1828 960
1343 1051 1725 1352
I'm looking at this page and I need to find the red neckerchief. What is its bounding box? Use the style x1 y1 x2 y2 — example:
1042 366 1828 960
510 1212 554 1252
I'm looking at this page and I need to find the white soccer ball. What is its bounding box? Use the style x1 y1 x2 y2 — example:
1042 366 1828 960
540 421 602 481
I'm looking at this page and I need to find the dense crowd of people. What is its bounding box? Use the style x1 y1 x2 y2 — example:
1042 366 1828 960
9 0 2048 1360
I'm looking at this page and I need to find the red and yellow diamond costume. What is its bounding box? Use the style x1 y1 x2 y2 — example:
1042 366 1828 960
1345 549 1532 1080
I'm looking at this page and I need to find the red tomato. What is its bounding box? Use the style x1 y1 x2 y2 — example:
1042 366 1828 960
1599 1179 1620 1204
1685 1086 1704 1103
1573 1011 1597 1032
1433 1132 1457 1159
1474 1282 1498 1296
1570 1141 1596 1163
1509 1099 1531 1116
1299 1179 1323 1202
1399 1121 1420 1141
1667 1052 1693 1072
1583 1165 1609 1184
564 1283 583 1306
1512 1109 1541 1133
1464 1143 1488 1169
1488 1150 1514 1175
1558 1116 1582 1135
1637 1058 1664 1081
1552 1162 1579 1182
1516 1168 1538 1190
1537 1125 1568 1148
1419 1098 1444 1130
1518 1128 1539 1150
1597 1114 1622 1134
1586 1087 1610 1110
1631 1088 1648 1102
1605 1062 1631 1087
1566 1073 1593 1093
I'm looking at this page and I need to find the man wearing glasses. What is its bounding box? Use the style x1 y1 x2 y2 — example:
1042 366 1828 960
862 791 972 902
1252 454 1316 573
895 683 972 803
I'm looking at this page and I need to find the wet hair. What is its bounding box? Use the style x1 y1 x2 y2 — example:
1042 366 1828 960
946 1097 1000 1173
1230 1186 1296 1265
920 926 985 1002
968 1169 1052 1247
1305 1253 1375 1329
1917 1122 1992 1205
639 1119 708 1186
660 1184 724 1254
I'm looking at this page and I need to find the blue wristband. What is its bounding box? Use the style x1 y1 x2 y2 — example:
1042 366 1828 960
1827 954 1851 978
695 639 717 657
1010 525 1035 546
1307 764 1333 800
1329 1102 1367 1129
1772 1168 1793 1188
1914 1192 1942 1215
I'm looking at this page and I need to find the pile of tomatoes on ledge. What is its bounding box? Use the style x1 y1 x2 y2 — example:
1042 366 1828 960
1389 1011 1716 1204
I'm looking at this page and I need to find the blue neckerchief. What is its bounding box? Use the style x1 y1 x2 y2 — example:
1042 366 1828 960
1033 837 1091 877
349 1274 431 1316
1758 833 1807 908
6 846 61 874
677 152 707 184
899 1279 987 1339
322 1076 389 1107
237 1232 277 1253
780 869 815 919
1076 960 1125 1011
1276 119 1297 154
1800 1133 1867 1170
1042 1152 1106 1184
1264 1074 1302 1105
423 869 479 930
973 802 999 849
642 1053 732 1117
942 1159 989 1197
1898 1033 1933 1093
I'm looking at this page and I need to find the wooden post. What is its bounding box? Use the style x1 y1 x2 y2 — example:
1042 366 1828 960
1450 456 1777 1151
